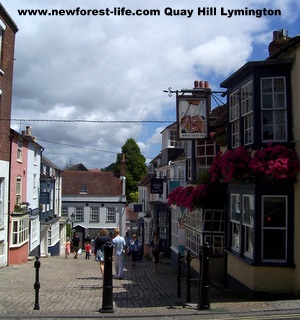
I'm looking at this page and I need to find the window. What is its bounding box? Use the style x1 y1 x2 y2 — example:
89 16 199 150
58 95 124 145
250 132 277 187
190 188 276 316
230 194 241 252
61 207 68 216
33 174 37 198
75 207 83 221
107 207 115 222
31 218 39 249
80 185 87 194
262 196 287 262
241 81 253 145
48 221 59 246
170 130 177 147
16 177 22 205
261 77 287 142
230 90 240 148
243 195 254 258
11 216 29 246
0 178 4 227
196 139 216 170
90 207 99 222
34 149 37 165
203 209 224 256
17 140 23 162
0 19 6 69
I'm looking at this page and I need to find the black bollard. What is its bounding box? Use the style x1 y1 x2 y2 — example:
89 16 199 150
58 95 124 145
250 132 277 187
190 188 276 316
33 256 40 310
198 242 210 310
100 241 114 313
186 250 192 303
177 253 182 298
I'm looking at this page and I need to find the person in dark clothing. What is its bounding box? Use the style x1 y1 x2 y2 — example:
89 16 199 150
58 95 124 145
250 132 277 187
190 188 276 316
71 233 81 259
94 229 110 275
150 232 162 272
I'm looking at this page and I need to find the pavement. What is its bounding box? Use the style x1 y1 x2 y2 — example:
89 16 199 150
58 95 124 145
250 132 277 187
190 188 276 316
1 253 300 319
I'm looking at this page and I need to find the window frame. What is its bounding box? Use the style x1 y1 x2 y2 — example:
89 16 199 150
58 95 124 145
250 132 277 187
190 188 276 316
241 81 254 145
90 207 99 222
106 207 116 222
229 90 240 148
17 140 23 162
261 195 287 263
74 207 84 222
11 216 29 247
261 76 287 142
242 194 254 259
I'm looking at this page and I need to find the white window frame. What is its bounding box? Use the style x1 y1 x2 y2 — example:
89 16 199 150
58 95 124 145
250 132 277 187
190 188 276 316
90 207 99 222
16 176 22 206
241 81 253 145
195 139 216 170
80 184 87 194
106 207 116 222
48 221 59 246
230 193 241 252
242 194 254 259
230 90 240 148
261 195 287 262
0 178 4 227
261 77 287 142
75 207 83 222
17 140 23 162
11 216 29 247
31 218 39 248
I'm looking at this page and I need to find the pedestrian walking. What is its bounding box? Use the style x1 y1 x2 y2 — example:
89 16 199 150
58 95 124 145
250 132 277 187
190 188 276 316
94 229 110 275
150 232 162 272
71 233 81 259
64 237 71 258
112 228 126 279
85 241 91 260
129 233 139 266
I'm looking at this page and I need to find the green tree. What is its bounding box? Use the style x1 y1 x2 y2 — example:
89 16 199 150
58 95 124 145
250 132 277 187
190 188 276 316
116 138 147 203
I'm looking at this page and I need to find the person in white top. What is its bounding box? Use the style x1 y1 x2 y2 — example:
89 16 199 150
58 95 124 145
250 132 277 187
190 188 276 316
112 228 126 279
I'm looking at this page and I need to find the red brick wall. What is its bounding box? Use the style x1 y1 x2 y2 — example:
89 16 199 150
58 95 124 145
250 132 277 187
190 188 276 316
0 6 18 162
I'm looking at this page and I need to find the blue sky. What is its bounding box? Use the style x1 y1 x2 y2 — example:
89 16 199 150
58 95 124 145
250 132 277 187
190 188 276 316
2 0 300 169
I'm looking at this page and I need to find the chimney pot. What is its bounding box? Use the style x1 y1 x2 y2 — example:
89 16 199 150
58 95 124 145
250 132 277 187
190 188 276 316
194 80 199 88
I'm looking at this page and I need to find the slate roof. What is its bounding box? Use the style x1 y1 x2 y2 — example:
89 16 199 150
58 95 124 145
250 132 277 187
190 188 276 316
62 171 122 196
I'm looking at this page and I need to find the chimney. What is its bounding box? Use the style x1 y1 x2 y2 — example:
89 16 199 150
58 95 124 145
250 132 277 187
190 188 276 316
268 29 291 56
25 126 32 136
120 153 126 177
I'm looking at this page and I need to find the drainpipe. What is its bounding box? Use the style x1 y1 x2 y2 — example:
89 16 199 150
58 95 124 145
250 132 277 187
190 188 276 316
7 131 13 266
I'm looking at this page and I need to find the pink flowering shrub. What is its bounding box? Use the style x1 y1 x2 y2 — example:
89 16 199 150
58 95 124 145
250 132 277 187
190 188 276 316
209 146 251 183
167 184 208 211
249 145 300 180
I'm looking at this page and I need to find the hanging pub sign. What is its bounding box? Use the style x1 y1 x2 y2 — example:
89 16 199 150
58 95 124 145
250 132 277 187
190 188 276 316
176 94 210 140
150 178 164 194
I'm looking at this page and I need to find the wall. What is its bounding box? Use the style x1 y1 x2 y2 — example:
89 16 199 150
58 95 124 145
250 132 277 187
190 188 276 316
227 254 294 294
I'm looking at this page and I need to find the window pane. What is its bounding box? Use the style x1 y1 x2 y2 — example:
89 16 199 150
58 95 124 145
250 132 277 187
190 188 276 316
263 197 286 228
263 229 285 260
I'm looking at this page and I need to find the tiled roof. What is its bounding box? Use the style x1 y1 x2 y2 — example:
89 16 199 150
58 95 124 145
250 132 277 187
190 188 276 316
62 171 122 196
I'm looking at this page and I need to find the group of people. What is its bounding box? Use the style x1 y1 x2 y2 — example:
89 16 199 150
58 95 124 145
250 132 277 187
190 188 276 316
64 228 162 278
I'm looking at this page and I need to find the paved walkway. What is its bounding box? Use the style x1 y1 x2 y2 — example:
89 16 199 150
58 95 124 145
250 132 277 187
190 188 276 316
1 253 300 319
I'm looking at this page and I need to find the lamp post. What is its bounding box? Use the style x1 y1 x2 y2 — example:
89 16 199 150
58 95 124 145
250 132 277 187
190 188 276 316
71 213 74 229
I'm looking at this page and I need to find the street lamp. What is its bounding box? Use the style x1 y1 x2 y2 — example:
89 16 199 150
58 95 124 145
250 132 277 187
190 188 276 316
71 213 74 229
